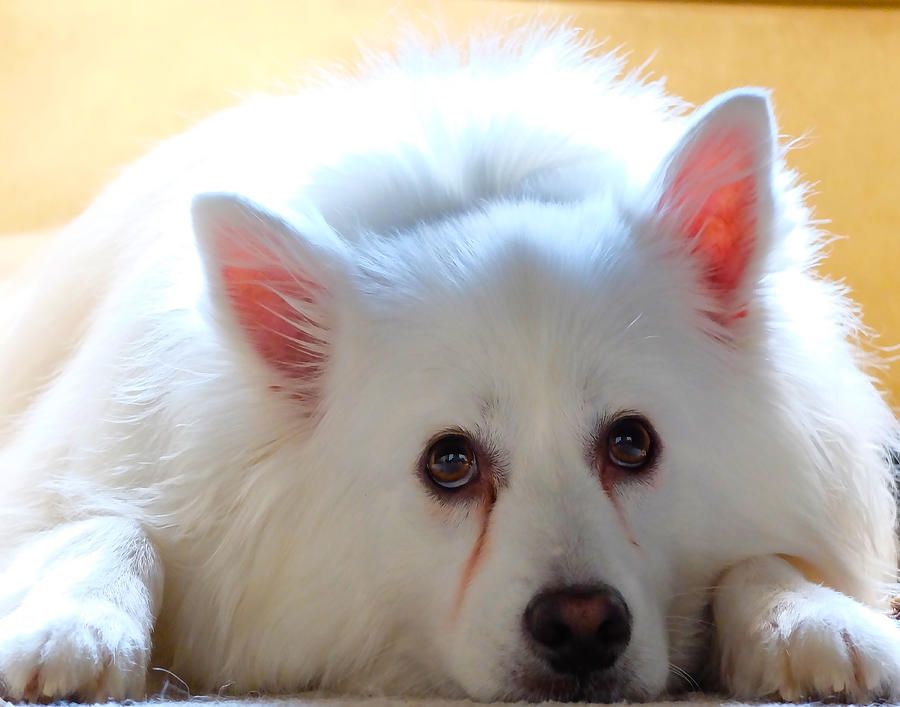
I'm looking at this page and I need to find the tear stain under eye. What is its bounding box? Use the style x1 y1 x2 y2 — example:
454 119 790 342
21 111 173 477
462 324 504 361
590 419 647 551
601 477 641 550
450 484 497 621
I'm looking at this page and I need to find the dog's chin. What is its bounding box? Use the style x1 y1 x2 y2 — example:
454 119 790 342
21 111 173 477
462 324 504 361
509 665 652 703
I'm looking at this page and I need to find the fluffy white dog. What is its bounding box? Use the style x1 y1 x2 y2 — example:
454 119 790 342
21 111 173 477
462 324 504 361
1 24 898 704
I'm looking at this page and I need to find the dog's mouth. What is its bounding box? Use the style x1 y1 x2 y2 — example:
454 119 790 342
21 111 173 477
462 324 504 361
513 666 645 703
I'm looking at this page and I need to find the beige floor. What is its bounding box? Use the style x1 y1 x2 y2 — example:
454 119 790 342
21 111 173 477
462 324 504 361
118 698 739 707
0 696 768 707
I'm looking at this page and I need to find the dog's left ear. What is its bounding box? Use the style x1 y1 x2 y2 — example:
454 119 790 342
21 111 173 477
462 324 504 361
650 89 777 322
192 193 351 405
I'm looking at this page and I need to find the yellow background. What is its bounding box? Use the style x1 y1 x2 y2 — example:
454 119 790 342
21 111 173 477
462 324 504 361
2 1 898 405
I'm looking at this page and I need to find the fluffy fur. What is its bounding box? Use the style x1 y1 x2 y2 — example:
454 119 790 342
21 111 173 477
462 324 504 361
1 23 898 703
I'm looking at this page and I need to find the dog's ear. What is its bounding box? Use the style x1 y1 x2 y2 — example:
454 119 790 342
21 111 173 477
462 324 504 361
650 89 777 322
192 193 348 400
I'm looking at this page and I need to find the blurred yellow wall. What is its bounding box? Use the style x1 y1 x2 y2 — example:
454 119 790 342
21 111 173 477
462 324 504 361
2 0 898 405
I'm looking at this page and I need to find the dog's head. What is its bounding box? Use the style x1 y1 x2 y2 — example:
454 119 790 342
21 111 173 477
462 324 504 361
191 90 809 700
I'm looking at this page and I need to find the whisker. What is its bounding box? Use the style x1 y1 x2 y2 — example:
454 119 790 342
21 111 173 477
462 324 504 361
668 663 702 691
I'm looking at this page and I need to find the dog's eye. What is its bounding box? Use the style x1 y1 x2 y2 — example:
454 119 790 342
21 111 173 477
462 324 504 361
426 434 478 489
608 417 653 470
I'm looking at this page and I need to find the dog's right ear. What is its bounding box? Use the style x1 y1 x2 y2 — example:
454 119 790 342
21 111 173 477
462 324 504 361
192 193 349 402
648 89 777 324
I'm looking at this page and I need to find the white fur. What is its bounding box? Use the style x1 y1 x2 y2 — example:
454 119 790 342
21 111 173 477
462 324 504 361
715 555 900 701
0 518 161 701
0 23 897 703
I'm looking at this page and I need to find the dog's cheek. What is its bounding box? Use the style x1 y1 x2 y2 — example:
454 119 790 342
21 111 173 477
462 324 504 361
607 547 673 698
424 510 533 698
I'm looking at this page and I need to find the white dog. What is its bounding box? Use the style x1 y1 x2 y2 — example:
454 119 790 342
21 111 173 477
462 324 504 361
1 24 898 704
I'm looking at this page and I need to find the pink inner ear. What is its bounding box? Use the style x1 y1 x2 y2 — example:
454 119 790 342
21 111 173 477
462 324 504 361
662 130 758 298
218 229 326 382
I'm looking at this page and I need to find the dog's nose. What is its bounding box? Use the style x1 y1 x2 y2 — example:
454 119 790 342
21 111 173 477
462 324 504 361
523 585 632 674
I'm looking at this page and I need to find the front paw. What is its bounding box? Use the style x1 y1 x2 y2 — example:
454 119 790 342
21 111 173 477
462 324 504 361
716 558 900 703
0 598 150 702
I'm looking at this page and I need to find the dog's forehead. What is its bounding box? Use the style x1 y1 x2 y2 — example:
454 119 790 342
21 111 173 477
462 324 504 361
363 210 680 429
375 201 648 330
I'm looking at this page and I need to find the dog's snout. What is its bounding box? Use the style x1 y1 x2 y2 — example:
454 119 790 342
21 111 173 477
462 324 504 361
523 585 632 675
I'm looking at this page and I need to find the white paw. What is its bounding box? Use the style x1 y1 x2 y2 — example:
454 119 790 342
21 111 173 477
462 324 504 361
720 583 900 703
0 597 150 702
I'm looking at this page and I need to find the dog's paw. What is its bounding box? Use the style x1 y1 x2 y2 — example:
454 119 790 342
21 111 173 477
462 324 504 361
0 597 150 702
716 557 900 703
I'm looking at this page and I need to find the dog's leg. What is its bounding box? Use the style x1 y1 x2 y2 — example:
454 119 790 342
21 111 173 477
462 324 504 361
714 554 900 702
0 517 162 702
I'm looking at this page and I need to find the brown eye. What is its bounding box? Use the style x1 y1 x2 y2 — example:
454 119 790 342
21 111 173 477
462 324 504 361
608 417 653 470
426 434 478 489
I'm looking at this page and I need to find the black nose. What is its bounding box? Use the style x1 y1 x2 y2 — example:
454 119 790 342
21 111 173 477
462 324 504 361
523 585 632 675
